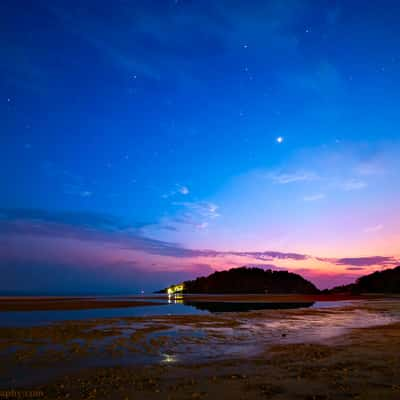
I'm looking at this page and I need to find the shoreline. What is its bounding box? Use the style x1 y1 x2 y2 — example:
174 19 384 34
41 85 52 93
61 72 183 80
0 293 383 312
0 299 165 312
0 299 399 397
4 319 399 399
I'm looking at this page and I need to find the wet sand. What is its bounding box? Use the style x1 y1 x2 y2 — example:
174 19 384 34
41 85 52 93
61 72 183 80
0 299 165 311
29 322 400 400
0 293 379 311
0 299 399 398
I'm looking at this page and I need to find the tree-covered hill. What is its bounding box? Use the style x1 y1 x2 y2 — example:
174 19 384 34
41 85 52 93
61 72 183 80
327 266 400 294
160 266 319 294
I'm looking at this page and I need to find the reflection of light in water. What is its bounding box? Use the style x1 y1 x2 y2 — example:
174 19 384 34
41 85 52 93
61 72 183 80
161 353 178 363
168 294 183 304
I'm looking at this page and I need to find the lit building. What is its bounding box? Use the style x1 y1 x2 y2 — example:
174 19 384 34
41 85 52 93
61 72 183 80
167 283 184 295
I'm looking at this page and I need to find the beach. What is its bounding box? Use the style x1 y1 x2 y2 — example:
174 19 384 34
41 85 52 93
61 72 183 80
0 297 399 399
0 294 374 312
0 297 165 312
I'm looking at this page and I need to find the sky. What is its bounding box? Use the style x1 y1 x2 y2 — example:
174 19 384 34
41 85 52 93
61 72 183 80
1 0 400 294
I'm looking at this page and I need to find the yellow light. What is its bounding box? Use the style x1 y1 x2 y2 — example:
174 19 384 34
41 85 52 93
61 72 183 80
167 283 184 295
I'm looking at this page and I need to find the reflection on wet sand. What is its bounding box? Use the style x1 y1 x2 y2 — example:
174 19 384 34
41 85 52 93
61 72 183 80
0 299 399 392
183 301 315 312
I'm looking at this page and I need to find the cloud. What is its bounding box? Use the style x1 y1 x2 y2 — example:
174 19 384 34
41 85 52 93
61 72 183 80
41 161 94 198
234 251 309 261
0 208 221 260
364 224 384 233
269 171 318 184
303 193 325 202
0 208 130 231
167 214 209 230
0 209 314 263
333 256 398 267
63 184 94 197
42 162 81 182
1 208 398 292
196 222 209 230
355 162 385 176
0 218 196 259
155 201 219 232
178 185 190 195
241 264 287 271
340 179 367 191
162 184 190 199
173 201 220 219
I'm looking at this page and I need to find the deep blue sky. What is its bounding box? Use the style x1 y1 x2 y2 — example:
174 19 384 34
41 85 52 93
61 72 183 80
1 0 400 293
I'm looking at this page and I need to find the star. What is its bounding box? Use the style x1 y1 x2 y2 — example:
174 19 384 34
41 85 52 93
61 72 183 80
276 136 284 144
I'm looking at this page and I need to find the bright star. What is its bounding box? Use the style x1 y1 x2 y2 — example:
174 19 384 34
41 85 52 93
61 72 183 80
276 136 284 143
